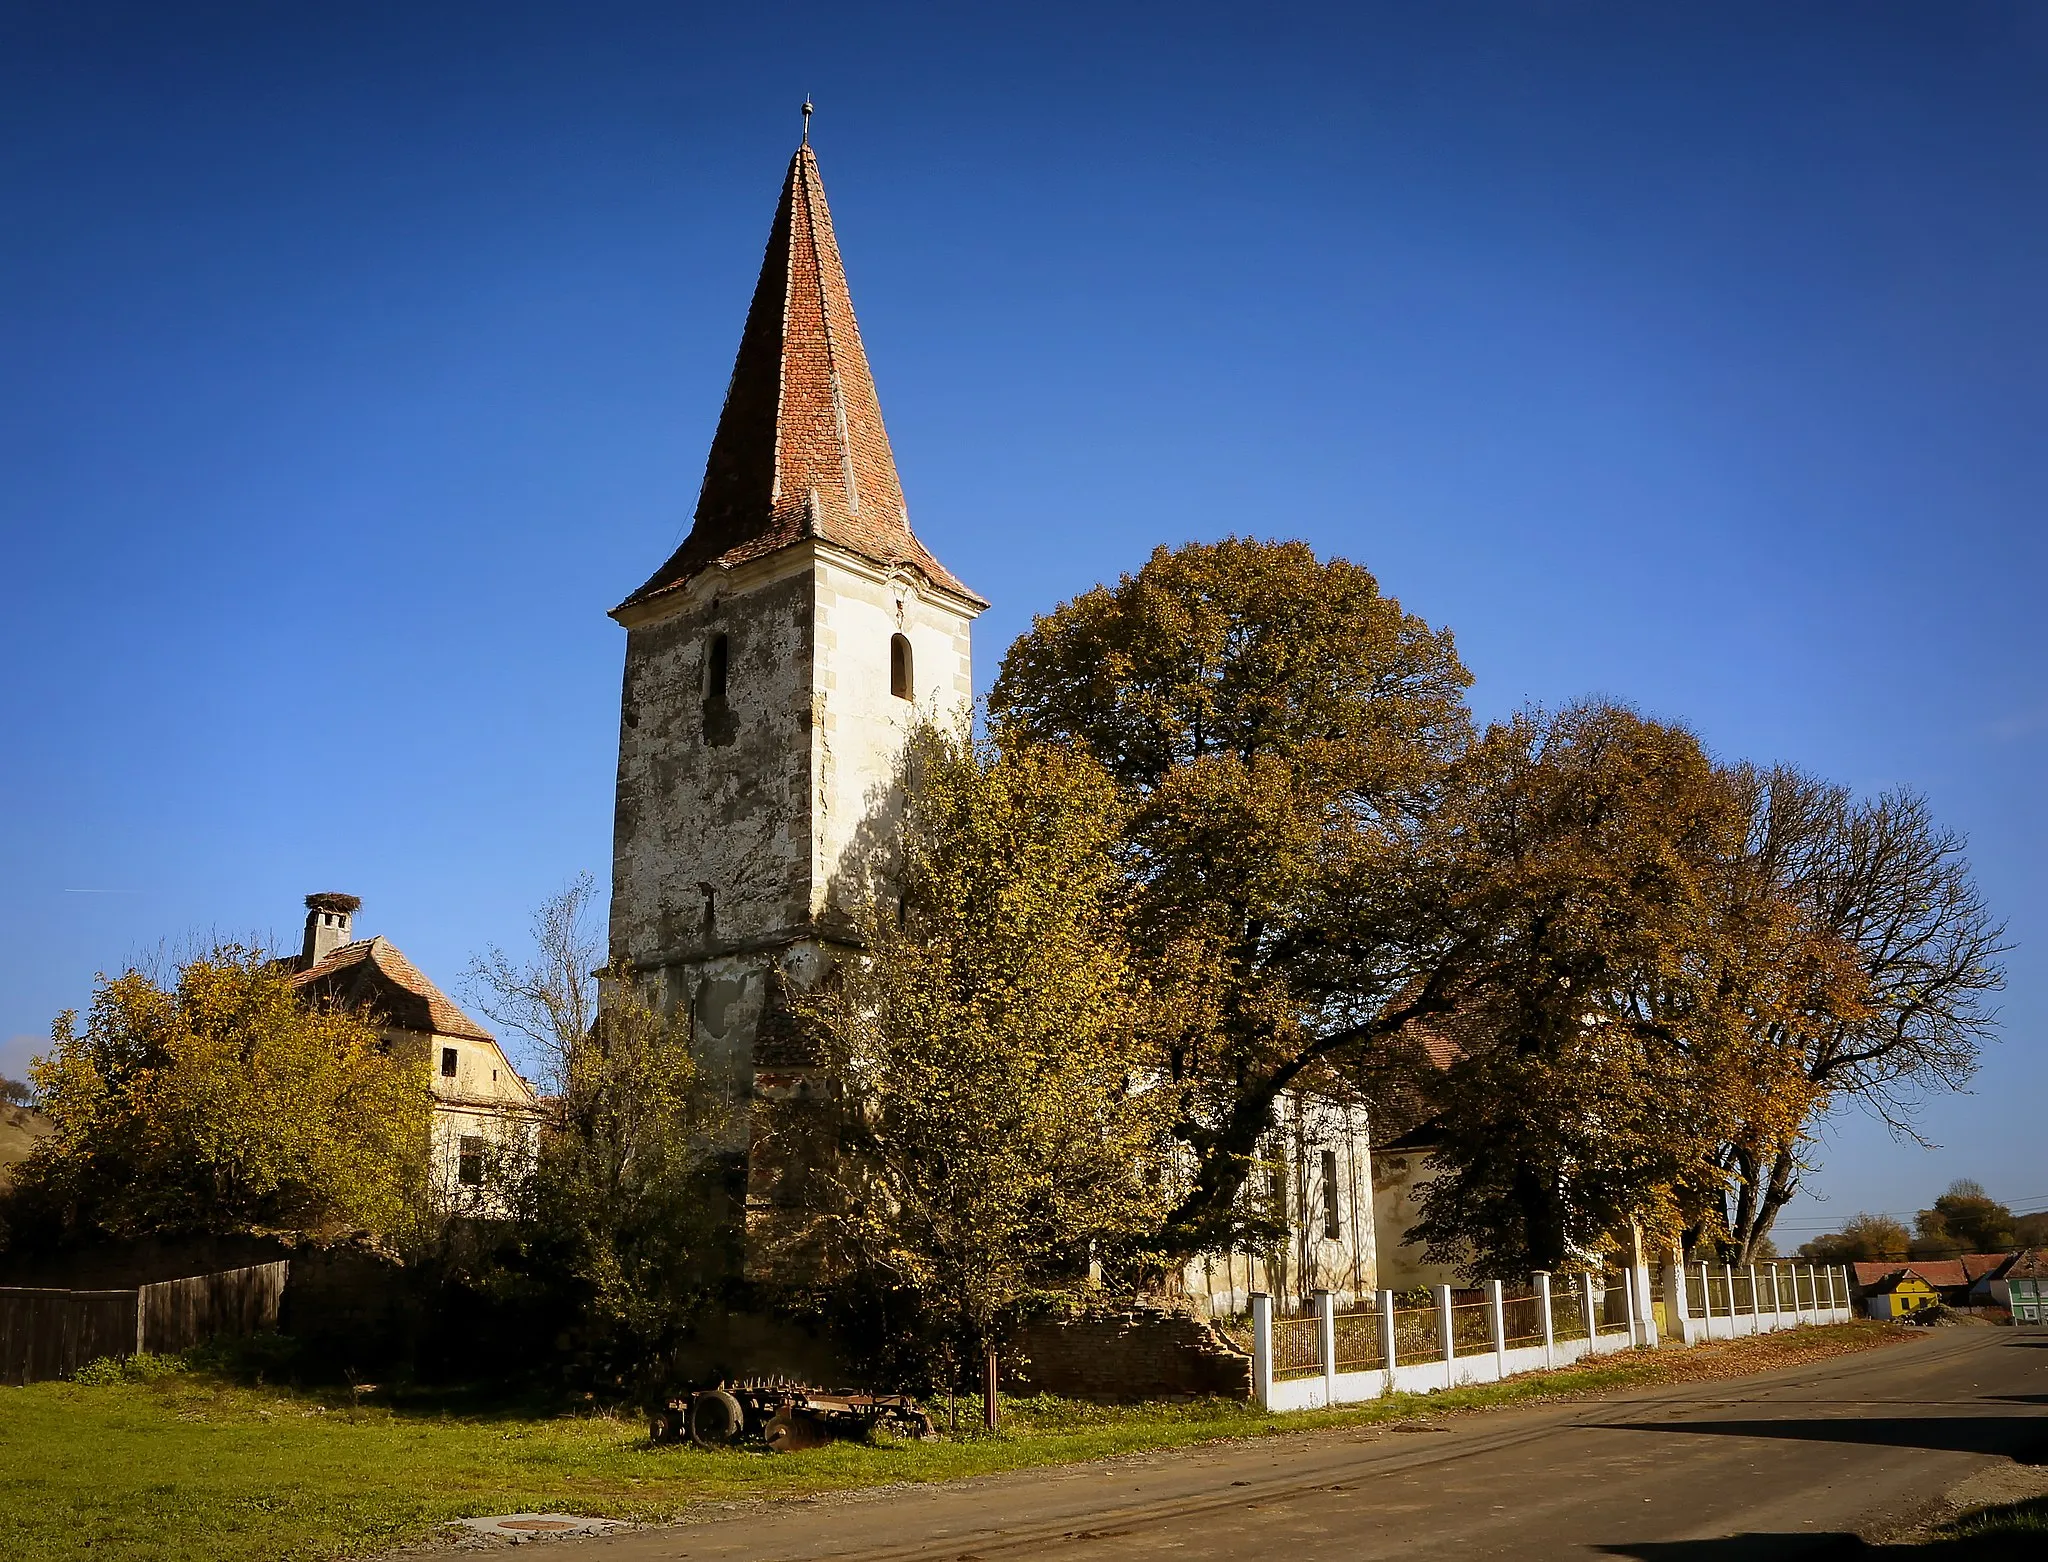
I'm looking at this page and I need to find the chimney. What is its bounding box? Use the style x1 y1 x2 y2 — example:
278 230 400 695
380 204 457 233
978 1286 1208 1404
301 892 361 968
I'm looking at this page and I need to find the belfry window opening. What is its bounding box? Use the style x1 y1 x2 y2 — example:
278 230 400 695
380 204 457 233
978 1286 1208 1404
705 633 730 702
890 633 913 701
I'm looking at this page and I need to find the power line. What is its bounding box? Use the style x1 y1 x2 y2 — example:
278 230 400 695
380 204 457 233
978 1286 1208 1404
1771 1194 2048 1232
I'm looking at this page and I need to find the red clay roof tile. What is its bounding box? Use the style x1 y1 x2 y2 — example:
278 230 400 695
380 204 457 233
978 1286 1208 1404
292 936 494 1043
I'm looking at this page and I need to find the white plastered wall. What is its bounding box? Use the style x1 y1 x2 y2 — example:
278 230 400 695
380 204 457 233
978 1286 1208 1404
810 549 977 922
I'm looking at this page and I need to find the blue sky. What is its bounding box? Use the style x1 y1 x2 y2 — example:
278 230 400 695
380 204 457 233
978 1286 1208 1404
2 2 2042 1245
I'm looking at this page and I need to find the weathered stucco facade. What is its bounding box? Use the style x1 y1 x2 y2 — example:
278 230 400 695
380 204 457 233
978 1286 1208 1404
608 543 978 1116
1177 1090 1380 1319
607 136 982 1257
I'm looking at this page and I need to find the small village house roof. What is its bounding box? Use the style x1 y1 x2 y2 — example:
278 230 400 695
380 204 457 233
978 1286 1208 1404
616 136 984 615
293 936 494 1043
1854 1266 1946 1295
1848 1256 2018 1295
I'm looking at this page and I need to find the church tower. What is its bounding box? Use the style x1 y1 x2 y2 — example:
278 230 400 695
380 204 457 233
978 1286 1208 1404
608 132 985 1211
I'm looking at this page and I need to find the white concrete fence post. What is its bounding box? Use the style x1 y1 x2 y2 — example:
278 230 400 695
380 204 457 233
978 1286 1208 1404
1770 1262 1783 1326
1316 1289 1337 1408
1664 1250 1690 1342
1487 1278 1507 1375
1580 1271 1598 1345
1378 1289 1397 1385
1621 1266 1639 1347
1251 1292 1274 1411
1435 1283 1456 1389
1748 1264 1760 1328
1628 1228 1659 1346
1723 1263 1738 1333
1697 1262 1713 1338
1536 1271 1556 1368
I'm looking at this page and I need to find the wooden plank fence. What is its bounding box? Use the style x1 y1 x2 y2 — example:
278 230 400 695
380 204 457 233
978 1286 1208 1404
0 1260 288 1385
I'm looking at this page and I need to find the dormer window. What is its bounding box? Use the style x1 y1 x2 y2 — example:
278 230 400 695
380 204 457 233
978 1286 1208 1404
890 634 913 701
441 1047 458 1079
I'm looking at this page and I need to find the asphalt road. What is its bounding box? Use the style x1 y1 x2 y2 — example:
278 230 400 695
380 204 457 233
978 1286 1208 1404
581 1330 2048 1561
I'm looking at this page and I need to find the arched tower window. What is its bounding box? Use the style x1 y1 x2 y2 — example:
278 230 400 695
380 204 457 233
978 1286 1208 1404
890 633 913 701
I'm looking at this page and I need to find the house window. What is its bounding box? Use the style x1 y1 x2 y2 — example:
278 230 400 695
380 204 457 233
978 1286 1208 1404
890 633 913 700
1267 1163 1287 1223
1321 1149 1341 1239
458 1136 485 1187
440 1047 458 1079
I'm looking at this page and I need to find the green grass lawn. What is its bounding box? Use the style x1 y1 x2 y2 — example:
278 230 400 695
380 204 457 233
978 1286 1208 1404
0 1323 1899 1562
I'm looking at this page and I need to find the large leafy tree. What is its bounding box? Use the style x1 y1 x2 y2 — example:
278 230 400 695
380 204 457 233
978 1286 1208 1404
15 948 431 1242
1404 703 1781 1273
1911 1179 2017 1259
989 537 1476 1254
791 721 1178 1366
1710 774 2005 1262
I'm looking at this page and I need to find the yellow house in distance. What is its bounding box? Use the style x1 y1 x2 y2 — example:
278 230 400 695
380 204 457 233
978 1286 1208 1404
1862 1269 1942 1319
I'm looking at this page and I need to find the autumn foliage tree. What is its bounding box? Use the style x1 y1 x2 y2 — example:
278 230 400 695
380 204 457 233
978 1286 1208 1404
792 721 1179 1370
504 974 728 1386
1911 1179 2017 1259
12 947 431 1243
1401 702 1802 1273
1708 779 2005 1262
990 537 1476 1256
1799 1212 1912 1265
987 536 2004 1278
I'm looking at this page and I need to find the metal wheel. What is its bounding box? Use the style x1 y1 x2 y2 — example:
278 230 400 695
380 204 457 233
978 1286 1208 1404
687 1388 745 1448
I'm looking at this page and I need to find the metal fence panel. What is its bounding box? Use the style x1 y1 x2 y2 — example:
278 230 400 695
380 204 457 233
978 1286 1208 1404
1332 1309 1384 1371
1391 1304 1440 1365
1501 1292 1544 1348
1271 1315 1321 1380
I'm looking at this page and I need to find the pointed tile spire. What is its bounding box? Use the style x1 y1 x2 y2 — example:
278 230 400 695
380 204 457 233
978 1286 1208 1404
619 140 983 612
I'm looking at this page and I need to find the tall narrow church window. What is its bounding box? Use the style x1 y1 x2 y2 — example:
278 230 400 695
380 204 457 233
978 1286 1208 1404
1321 1149 1341 1239
702 633 736 745
705 634 730 701
890 633 913 701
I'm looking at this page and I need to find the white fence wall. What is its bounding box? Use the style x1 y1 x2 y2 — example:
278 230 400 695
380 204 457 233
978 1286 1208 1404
1251 1260 1853 1413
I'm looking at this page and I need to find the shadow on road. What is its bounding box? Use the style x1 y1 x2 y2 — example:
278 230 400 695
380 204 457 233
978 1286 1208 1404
1588 1418 2047 1461
1598 1536 2036 1559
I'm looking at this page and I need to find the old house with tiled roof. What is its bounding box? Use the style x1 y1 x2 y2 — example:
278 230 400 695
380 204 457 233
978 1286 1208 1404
605 125 1381 1313
288 893 539 1206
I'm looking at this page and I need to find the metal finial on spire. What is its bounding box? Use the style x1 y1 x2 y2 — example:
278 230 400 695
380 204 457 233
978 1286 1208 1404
800 98 813 145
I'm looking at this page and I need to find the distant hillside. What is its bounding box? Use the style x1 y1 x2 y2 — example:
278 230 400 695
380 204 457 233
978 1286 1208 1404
0 1103 52 1188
